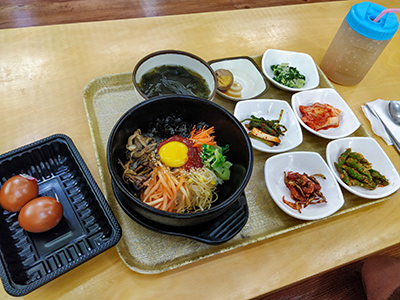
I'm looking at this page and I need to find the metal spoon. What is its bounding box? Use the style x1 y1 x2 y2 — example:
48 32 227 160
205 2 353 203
388 100 400 125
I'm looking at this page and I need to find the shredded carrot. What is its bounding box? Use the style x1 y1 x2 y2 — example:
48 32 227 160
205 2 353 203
141 163 190 213
190 126 217 149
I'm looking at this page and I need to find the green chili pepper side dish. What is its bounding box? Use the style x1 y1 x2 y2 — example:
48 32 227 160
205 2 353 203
335 148 389 190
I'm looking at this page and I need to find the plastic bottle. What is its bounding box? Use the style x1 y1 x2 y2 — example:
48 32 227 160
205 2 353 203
320 2 399 86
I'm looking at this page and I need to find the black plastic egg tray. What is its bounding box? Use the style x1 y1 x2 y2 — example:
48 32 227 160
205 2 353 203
0 134 121 296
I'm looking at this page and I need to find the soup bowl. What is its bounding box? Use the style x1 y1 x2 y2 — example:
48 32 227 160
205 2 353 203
132 50 217 101
107 95 253 227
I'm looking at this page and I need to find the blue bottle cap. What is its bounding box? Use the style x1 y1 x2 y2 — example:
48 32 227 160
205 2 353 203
346 1 399 40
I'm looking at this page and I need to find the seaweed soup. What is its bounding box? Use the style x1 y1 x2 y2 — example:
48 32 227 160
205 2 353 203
138 65 211 99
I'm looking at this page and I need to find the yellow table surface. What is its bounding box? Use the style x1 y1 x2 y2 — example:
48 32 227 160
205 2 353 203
1 0 400 299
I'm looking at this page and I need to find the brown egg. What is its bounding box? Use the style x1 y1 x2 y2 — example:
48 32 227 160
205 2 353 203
18 196 63 233
215 69 234 92
0 174 39 212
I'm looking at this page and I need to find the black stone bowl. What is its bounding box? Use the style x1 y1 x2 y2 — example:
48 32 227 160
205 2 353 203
107 95 253 227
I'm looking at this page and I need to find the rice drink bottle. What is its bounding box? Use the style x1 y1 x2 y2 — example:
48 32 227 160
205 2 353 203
320 2 399 86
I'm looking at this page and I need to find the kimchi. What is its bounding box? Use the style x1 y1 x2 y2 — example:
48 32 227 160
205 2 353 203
299 103 341 131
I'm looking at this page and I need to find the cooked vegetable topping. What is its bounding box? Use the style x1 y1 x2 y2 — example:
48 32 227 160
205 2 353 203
190 126 217 149
241 109 287 146
141 162 188 212
119 129 157 191
200 144 232 181
334 148 389 190
271 63 306 88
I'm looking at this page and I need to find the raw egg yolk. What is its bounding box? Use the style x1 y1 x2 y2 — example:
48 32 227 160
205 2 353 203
158 141 188 168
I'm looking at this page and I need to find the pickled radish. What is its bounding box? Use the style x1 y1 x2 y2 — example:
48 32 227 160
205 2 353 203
223 82 242 98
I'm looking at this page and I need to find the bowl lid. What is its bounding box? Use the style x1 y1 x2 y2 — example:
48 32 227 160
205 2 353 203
346 2 399 40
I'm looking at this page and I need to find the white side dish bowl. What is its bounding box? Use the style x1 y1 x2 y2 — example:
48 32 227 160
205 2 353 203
264 151 344 220
326 137 400 199
209 56 269 101
261 49 319 92
233 99 303 153
291 88 360 139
